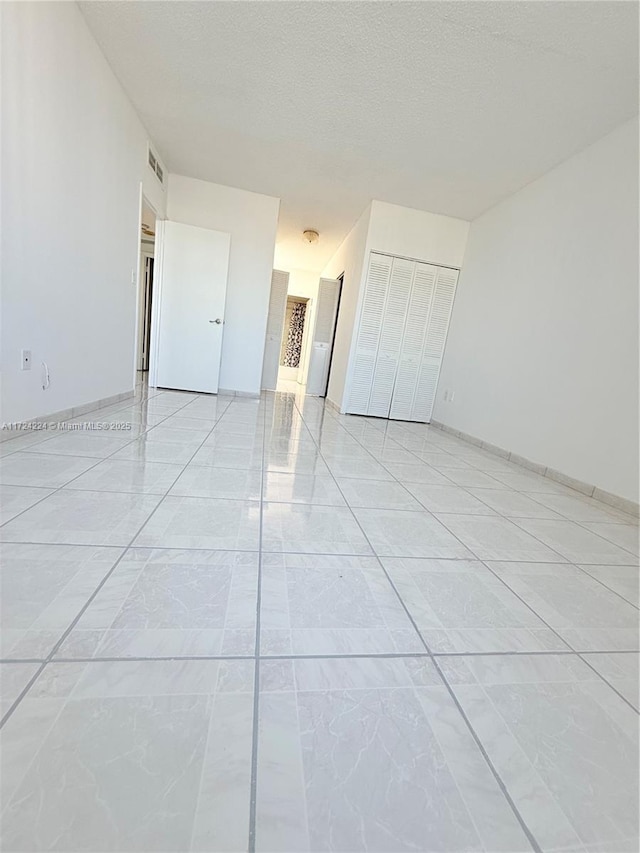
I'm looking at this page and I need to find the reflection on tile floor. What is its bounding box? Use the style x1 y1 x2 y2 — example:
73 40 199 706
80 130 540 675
0 377 638 851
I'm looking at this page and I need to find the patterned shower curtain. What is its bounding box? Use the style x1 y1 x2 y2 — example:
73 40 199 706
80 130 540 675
283 301 307 368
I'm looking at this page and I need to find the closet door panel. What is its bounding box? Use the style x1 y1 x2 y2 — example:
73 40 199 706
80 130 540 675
347 254 392 414
411 357 442 422
367 257 414 417
349 354 378 413
389 262 437 420
412 267 459 422
368 354 400 417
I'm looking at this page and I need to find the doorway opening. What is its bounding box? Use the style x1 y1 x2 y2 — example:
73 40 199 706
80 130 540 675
278 295 309 385
137 197 156 373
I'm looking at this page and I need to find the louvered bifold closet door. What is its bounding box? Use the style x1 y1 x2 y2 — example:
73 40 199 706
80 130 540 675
261 270 289 390
412 267 459 422
367 257 415 416
389 262 438 420
347 254 393 414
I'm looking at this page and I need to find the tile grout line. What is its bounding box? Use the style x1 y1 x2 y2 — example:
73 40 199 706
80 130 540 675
2 538 637 567
460 483 640 601
5 648 630 665
430 648 542 853
0 391 207 730
247 392 268 853
1 389 637 847
350 419 640 676
328 416 554 849
265 393 319 845
292 397 544 853
341 435 555 852
570 515 639 550
0 392 201 528
0 394 234 729
508 511 639 562
570 563 639 611
324 405 639 840
454 464 639 548
430 513 640 714
321 410 639 575
364 422 576 547
300 394 640 710
418 499 640 712
335 412 637 529
0 386 162 456
298 399 640 604
182 414 257 853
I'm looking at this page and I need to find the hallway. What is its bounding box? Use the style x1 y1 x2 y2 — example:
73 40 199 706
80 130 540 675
0 379 638 852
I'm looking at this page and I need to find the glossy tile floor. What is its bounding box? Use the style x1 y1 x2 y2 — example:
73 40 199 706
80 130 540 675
1 375 638 852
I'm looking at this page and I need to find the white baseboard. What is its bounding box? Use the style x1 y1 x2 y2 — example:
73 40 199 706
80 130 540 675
0 390 135 443
218 388 261 399
431 420 639 517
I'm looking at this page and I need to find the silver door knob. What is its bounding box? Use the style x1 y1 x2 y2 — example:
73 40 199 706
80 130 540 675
209 319 223 324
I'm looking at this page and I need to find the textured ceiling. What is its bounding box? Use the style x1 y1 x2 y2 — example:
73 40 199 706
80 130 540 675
80 1 638 272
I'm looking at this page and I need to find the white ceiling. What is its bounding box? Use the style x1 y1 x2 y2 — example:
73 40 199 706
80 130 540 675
80 1 638 272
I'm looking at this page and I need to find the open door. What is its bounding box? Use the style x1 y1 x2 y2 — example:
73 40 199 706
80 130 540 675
306 277 341 396
150 221 230 393
261 270 289 390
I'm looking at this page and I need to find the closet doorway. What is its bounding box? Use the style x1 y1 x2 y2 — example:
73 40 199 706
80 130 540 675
278 296 309 384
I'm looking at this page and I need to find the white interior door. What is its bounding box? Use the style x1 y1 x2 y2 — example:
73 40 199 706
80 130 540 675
306 277 340 396
261 270 289 390
152 221 230 393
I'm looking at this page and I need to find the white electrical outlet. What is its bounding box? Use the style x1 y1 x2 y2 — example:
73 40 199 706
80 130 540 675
21 350 31 371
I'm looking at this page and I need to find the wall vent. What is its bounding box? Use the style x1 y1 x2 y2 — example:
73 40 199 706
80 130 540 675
148 146 164 186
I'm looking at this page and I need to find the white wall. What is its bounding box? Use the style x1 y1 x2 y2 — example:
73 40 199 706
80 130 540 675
1 2 166 422
321 200 469 409
434 120 639 503
321 205 372 407
366 200 469 269
166 175 280 395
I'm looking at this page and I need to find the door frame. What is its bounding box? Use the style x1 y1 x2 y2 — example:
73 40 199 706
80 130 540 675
147 218 165 389
138 251 154 370
133 186 159 385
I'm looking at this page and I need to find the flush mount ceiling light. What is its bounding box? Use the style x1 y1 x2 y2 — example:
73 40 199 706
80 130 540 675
302 229 320 244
